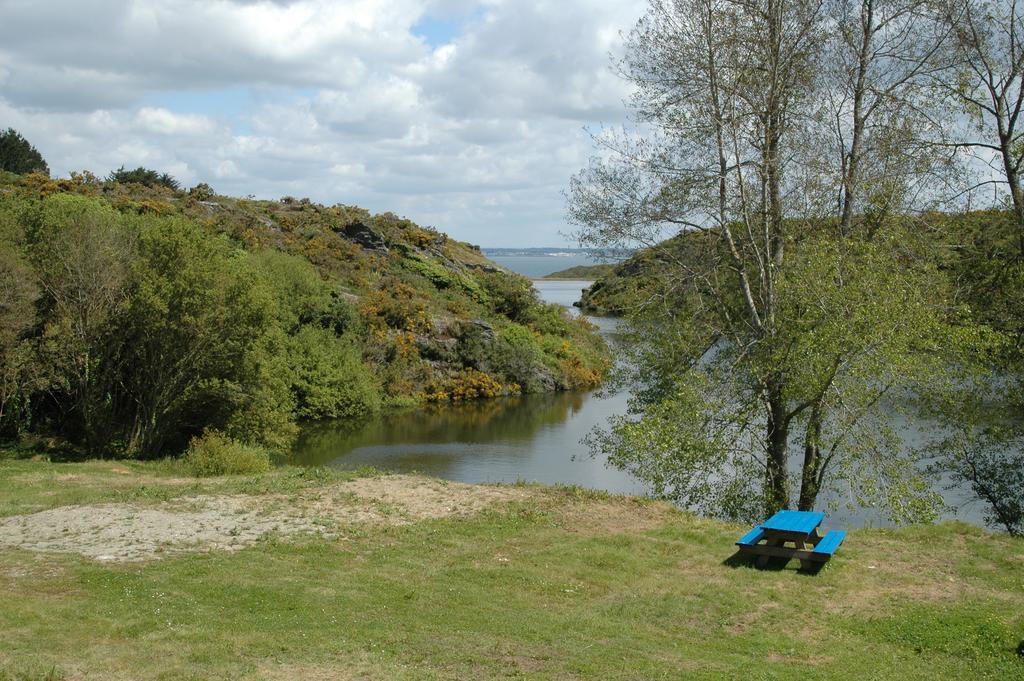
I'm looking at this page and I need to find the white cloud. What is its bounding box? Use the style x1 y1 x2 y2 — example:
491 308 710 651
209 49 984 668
0 0 648 245
135 108 217 136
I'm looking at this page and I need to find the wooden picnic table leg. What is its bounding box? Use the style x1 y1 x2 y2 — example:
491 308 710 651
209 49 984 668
798 529 822 570
755 537 782 567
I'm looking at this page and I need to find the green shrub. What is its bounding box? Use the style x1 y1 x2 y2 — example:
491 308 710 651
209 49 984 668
184 430 271 476
455 322 493 370
189 183 215 200
223 328 300 452
493 324 549 392
254 250 337 332
286 326 381 420
403 254 488 302
107 166 179 191
478 271 538 323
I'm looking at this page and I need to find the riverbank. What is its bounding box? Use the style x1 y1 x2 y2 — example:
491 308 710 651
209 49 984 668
0 458 1021 680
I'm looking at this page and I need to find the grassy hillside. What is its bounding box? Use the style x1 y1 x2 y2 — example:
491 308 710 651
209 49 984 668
578 233 692 315
0 457 1021 680
579 211 1024 318
539 264 615 280
0 172 608 457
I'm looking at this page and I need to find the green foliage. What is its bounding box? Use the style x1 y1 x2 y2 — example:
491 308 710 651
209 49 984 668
585 377 762 521
0 129 48 176
222 328 299 453
0 240 42 436
120 214 277 455
939 416 1024 536
184 430 271 476
455 322 492 370
107 166 180 191
403 252 487 301
253 250 357 334
29 194 136 449
580 241 682 315
255 250 329 330
188 183 215 201
0 179 608 458
286 326 381 420
478 271 537 323
541 263 614 279
589 224 965 522
920 210 1024 535
492 324 550 393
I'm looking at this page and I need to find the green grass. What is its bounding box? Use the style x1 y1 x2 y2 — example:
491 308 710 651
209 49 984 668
0 454 366 518
0 459 1022 680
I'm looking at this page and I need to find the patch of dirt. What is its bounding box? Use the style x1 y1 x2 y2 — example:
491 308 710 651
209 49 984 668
308 475 533 522
547 497 677 535
0 475 535 563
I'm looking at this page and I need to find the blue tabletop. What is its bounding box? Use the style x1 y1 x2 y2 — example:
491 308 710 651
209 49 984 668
760 510 824 535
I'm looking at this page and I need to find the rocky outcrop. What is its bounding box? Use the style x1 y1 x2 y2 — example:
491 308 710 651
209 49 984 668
465 319 496 341
336 221 388 254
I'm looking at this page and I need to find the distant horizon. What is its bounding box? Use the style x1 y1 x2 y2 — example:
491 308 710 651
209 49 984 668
480 246 591 251
480 246 632 253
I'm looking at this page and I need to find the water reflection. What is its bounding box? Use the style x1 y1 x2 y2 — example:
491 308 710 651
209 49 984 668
293 389 643 493
292 278 643 492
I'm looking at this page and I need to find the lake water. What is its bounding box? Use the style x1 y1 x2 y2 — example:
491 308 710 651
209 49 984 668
489 254 601 278
292 260 989 530
293 277 646 496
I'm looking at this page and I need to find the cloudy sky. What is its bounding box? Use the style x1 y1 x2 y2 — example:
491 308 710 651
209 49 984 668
0 0 648 246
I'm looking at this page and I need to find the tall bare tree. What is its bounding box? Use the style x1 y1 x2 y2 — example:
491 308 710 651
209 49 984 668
571 0 829 514
569 0 957 520
936 0 1024 252
826 0 950 235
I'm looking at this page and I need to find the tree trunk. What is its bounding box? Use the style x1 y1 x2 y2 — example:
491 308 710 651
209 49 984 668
765 379 790 515
840 0 874 236
798 401 824 510
998 127 1024 256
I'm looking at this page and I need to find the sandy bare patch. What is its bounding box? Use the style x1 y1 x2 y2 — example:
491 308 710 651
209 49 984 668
0 474 533 563
0 498 315 562
548 497 677 535
327 475 533 521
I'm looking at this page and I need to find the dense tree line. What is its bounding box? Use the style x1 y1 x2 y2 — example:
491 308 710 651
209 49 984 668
0 193 379 456
568 0 1024 532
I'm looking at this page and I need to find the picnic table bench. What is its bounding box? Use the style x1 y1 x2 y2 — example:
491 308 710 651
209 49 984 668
735 510 845 569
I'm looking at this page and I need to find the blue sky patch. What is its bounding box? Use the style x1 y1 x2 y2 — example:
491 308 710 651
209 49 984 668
412 7 486 48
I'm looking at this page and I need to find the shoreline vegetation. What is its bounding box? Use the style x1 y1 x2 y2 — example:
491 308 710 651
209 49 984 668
0 456 1020 680
579 211 1024 317
533 263 615 281
0 171 609 463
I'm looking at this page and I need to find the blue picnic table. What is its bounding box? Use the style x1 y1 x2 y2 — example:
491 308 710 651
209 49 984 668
735 510 846 569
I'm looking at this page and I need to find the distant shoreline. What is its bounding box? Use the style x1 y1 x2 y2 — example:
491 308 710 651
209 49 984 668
532 263 614 281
